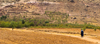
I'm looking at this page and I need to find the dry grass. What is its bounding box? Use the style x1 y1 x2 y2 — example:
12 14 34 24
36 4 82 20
0 29 96 44
90 36 100 41
28 28 100 36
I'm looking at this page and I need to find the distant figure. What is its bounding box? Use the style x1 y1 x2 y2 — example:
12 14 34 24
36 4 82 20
81 29 84 37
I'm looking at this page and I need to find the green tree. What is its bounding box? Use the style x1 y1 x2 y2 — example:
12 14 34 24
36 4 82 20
22 20 25 24
9 21 16 30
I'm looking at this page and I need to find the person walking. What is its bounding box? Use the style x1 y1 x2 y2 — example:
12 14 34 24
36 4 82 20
81 29 84 37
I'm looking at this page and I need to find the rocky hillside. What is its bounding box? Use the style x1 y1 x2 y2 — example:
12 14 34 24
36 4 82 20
0 0 100 26
37 0 100 26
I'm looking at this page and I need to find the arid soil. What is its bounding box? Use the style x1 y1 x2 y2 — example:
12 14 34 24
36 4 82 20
0 28 100 44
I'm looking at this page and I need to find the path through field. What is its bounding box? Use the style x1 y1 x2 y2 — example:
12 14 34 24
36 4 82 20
1 28 100 44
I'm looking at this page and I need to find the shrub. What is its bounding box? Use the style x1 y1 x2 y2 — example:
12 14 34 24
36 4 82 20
0 21 9 27
22 20 25 24
0 15 7 20
94 28 97 31
82 27 86 31
15 22 24 28
9 21 16 28
45 21 49 23
24 22 30 27
30 22 34 26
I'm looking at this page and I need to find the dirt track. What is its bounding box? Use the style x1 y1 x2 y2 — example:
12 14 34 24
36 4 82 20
0 28 100 44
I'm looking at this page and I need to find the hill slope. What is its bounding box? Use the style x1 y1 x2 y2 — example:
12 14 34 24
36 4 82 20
0 0 100 26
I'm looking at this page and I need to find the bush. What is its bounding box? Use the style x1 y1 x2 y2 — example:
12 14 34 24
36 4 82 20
24 22 30 27
94 28 97 31
16 22 23 28
30 22 34 26
82 27 86 31
0 15 7 20
0 18 100 29
22 20 25 24
0 21 9 27
45 21 49 23
9 21 16 28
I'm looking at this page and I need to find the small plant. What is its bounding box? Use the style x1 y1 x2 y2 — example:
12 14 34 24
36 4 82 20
82 27 86 31
23 16 25 18
52 17 54 20
94 28 97 31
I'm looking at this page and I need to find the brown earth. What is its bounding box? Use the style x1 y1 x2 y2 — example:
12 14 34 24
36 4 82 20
0 28 100 44
0 28 97 44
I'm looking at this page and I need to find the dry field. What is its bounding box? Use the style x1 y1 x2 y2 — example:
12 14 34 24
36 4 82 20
28 28 100 36
0 28 97 44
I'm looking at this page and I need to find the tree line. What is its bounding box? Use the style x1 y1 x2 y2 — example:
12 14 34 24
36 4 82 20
0 19 100 30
